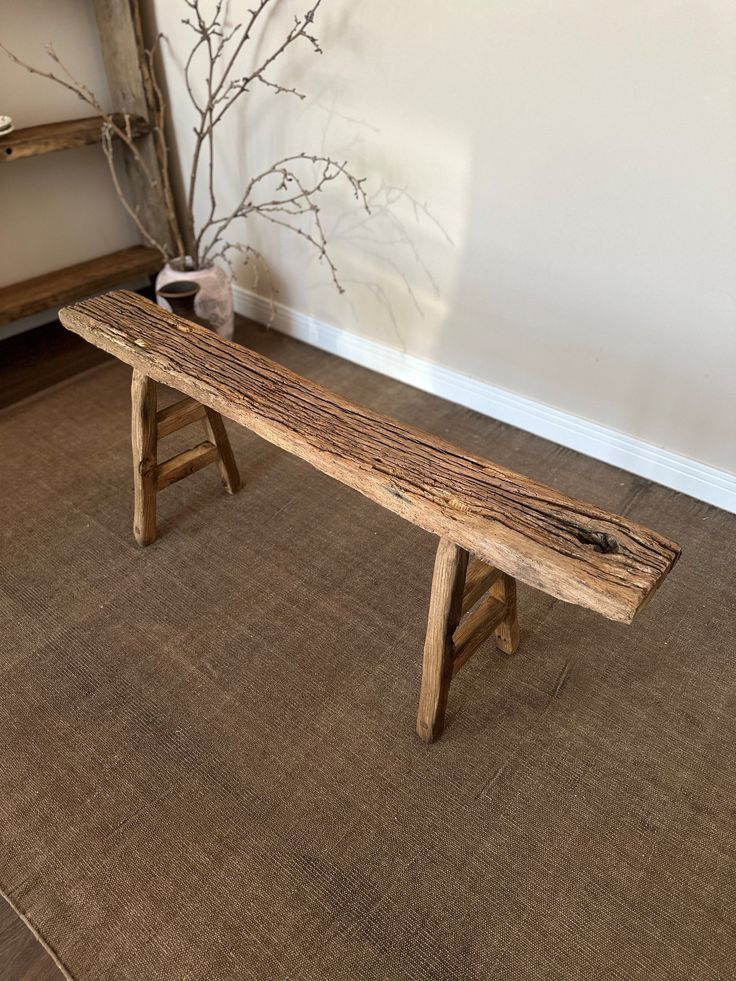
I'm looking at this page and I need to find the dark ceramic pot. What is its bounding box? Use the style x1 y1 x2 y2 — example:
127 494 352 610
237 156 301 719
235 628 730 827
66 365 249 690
156 280 210 329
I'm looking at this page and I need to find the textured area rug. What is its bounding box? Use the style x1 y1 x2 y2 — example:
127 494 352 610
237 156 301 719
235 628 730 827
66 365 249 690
1 321 735 980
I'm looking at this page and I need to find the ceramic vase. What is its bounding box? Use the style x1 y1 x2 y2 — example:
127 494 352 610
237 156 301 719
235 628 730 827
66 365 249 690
155 257 234 339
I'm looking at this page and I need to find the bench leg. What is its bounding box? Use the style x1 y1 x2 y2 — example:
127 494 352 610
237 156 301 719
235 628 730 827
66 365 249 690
417 544 523 742
490 573 520 654
202 406 241 494
130 373 242 547
131 370 158 547
416 539 469 743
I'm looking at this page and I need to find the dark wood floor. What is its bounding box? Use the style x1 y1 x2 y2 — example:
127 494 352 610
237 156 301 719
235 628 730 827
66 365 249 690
0 282 158 410
0 897 62 981
0 319 111 411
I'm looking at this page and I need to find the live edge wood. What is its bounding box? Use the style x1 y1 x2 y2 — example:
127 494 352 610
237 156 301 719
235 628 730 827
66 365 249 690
0 247 160 326
59 290 681 623
0 115 150 162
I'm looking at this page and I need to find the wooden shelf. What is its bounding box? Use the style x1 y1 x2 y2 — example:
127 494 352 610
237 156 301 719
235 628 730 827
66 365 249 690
0 246 160 326
0 115 150 162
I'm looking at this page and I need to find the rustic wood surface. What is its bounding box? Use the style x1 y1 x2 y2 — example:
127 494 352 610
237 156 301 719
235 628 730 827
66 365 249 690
0 115 149 163
452 593 509 676
0 247 160 327
419 545 520 739
135 382 241 544
59 290 681 623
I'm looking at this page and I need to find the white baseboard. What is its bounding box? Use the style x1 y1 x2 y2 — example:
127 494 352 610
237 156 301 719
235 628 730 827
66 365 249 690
233 285 736 514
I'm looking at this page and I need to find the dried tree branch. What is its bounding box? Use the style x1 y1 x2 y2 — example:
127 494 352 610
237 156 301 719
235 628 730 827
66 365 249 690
181 0 330 265
200 153 368 276
210 242 278 323
100 125 167 254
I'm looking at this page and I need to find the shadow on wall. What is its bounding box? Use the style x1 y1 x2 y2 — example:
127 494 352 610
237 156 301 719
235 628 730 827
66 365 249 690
247 18 468 354
145 0 468 354
146 0 736 484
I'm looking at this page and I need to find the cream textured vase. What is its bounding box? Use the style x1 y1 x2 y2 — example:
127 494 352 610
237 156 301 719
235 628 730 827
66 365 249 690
155 257 234 339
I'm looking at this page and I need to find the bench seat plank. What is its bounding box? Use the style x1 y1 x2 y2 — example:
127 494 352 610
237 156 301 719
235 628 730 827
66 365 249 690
60 290 680 623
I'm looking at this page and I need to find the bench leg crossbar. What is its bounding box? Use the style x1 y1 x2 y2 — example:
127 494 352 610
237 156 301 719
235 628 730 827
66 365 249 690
416 538 520 743
131 370 241 546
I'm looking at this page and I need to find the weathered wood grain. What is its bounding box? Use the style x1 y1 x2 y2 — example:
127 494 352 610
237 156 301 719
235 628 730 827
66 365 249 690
136 385 240 543
452 593 508 675
490 573 520 654
421 544 519 736
59 289 681 623
91 0 173 253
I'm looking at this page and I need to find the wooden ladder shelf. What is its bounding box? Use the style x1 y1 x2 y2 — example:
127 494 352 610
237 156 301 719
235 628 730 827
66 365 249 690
0 115 150 162
0 246 161 328
0 0 174 329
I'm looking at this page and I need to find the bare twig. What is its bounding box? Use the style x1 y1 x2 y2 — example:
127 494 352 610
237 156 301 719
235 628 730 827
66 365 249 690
200 153 368 287
100 125 168 255
211 242 278 324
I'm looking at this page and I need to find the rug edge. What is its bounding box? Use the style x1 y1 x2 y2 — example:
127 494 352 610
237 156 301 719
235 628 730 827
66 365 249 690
0 884 77 981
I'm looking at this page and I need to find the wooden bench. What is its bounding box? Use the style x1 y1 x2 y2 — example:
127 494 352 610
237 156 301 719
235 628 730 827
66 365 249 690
59 290 681 742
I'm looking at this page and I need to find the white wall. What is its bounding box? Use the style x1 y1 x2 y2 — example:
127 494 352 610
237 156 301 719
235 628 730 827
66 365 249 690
142 3 736 489
0 0 139 334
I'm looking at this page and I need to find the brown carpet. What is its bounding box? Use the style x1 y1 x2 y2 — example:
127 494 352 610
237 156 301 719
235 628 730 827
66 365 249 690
1 320 735 981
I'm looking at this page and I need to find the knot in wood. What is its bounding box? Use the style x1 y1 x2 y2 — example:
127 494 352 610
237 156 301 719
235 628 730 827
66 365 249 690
574 528 619 554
